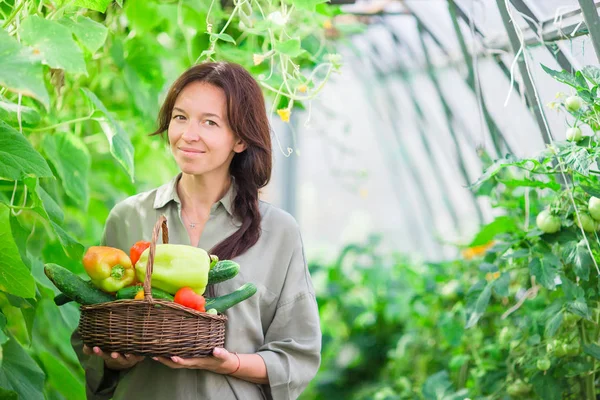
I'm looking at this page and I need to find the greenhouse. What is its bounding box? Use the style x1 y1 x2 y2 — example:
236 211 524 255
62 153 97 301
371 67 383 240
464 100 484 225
2 0 600 398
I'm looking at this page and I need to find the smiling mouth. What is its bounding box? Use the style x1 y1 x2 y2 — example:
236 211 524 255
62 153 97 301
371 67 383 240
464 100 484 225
179 148 206 154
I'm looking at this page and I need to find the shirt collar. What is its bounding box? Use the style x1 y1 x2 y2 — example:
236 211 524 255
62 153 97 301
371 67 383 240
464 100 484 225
153 173 236 216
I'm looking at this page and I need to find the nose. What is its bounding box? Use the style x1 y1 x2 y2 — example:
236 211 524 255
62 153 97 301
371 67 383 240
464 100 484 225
181 121 201 142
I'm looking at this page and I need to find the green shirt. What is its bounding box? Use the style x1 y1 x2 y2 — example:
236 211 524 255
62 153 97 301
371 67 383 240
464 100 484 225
71 173 321 400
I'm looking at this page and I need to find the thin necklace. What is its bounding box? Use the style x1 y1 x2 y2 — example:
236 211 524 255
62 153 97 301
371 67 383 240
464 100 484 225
181 208 199 229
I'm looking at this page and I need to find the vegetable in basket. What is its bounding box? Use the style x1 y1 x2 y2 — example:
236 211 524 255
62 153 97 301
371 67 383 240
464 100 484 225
134 244 211 295
82 246 135 293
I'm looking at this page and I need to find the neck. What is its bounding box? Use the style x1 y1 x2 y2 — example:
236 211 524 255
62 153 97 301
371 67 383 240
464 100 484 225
177 171 231 217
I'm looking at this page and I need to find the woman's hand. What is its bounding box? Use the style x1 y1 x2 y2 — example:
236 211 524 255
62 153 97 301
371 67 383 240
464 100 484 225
153 347 238 374
83 344 145 371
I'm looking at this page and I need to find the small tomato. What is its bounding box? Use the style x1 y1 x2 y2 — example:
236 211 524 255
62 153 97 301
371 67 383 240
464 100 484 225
537 357 551 371
566 127 583 142
576 213 598 233
565 95 583 112
536 210 561 233
589 197 600 221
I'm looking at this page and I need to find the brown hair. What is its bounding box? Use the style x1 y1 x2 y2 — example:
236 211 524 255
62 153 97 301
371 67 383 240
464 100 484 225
152 62 272 260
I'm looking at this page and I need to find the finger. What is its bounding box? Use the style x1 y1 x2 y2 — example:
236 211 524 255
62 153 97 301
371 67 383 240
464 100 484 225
82 345 92 356
124 354 145 363
169 356 198 367
153 356 183 369
110 352 128 362
212 348 229 360
92 346 105 358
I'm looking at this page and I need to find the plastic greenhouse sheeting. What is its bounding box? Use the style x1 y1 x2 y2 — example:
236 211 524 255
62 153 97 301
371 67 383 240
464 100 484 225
266 0 600 261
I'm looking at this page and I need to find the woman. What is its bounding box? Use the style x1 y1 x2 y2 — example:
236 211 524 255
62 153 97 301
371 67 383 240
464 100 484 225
71 62 321 400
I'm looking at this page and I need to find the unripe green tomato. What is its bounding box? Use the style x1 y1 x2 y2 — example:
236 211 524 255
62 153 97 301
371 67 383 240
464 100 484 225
565 95 583 112
506 380 532 396
537 357 551 371
576 213 599 232
536 210 561 233
565 342 581 356
566 127 583 142
589 197 600 221
554 342 568 357
563 313 581 327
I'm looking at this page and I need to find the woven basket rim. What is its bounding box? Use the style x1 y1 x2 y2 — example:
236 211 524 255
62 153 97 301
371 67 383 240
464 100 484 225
80 298 228 321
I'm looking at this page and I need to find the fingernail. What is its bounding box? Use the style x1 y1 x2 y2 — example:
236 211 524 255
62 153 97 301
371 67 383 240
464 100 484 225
213 348 221 355
171 356 178 362
111 353 118 359
152 357 158 361
93 347 100 353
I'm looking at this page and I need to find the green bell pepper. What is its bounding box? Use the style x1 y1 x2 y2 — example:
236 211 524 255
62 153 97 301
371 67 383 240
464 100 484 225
135 244 210 295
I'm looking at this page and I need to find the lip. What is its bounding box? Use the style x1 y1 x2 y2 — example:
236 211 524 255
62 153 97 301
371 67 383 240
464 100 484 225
179 147 206 154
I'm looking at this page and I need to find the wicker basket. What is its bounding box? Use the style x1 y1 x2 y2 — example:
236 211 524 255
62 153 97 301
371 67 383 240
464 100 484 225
79 215 227 357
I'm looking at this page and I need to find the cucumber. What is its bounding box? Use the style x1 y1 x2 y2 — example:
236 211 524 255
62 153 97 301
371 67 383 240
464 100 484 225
205 283 257 313
44 263 114 305
207 260 240 285
53 280 110 306
116 285 174 301
54 293 72 306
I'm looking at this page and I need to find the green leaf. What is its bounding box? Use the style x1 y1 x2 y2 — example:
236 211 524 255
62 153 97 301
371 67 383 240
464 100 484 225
465 281 492 329
584 343 600 360
81 88 134 180
20 16 87 74
567 299 591 319
69 0 113 12
439 311 464 347
0 311 8 345
581 184 600 198
275 38 305 57
566 240 592 281
422 370 467 400
529 257 558 290
125 0 164 32
291 0 330 11
469 155 543 190
545 309 563 337
50 221 84 261
492 272 510 297
561 275 585 300
562 146 593 176
58 15 108 53
0 121 53 180
42 132 90 207
468 216 517 247
0 204 35 298
582 66 600 85
38 352 85 399
37 185 64 224
542 64 588 90
0 30 48 108
531 372 562 400
0 387 18 399
210 33 236 44
0 100 41 127
497 177 561 191
0 337 45 400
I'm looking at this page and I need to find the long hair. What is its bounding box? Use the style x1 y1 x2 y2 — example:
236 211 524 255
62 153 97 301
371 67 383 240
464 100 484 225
152 62 272 260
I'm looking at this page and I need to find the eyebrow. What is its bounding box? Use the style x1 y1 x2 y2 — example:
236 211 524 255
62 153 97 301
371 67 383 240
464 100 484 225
172 107 222 120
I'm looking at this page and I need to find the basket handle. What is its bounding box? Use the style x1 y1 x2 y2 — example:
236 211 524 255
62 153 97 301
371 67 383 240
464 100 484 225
144 215 169 302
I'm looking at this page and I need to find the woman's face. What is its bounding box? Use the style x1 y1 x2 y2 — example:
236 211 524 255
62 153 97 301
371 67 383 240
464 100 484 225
168 81 246 177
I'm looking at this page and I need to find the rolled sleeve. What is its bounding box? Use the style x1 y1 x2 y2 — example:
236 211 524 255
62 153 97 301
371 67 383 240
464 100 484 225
257 229 322 400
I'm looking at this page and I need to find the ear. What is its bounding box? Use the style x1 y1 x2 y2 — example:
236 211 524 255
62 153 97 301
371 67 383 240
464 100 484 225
233 138 247 153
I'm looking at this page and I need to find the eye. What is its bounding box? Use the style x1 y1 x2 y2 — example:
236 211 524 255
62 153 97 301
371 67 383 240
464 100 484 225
172 115 186 121
205 120 218 127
